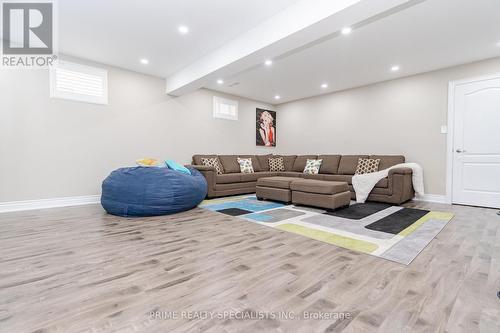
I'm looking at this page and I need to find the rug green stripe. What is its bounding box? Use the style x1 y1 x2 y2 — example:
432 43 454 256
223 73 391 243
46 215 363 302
276 224 378 253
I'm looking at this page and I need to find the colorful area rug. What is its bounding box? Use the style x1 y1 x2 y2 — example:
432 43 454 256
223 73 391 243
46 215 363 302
200 195 454 265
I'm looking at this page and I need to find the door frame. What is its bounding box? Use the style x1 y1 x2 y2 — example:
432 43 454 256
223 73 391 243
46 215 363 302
446 72 500 205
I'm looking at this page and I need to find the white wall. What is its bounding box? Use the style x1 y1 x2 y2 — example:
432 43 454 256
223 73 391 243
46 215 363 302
276 57 500 195
0 57 274 202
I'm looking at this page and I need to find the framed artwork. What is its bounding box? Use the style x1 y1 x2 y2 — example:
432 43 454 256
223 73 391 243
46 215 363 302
256 108 276 147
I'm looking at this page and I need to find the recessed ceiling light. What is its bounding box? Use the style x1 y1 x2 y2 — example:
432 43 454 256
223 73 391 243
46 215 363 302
391 65 400 72
274 95 281 100
216 79 224 85
341 27 352 35
321 83 328 89
178 25 189 34
140 58 149 65
497 41 500 47
264 59 273 66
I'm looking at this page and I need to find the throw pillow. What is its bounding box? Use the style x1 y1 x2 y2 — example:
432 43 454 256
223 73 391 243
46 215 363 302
355 158 381 175
268 157 285 172
303 159 323 174
237 157 254 173
201 157 224 175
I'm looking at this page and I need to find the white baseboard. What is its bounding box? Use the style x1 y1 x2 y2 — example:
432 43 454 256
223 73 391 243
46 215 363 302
0 195 101 213
413 194 450 204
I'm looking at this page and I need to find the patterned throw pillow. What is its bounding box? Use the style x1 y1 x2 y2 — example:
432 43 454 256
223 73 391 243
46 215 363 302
237 157 254 173
268 157 285 172
201 157 224 175
303 159 323 174
355 158 381 175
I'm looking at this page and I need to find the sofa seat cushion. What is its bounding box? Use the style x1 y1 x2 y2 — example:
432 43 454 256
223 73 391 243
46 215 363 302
240 172 278 182
290 179 349 194
257 176 298 189
318 155 341 174
303 174 325 180
323 174 352 184
277 171 303 178
216 173 241 184
338 155 369 175
215 182 257 191
323 175 387 188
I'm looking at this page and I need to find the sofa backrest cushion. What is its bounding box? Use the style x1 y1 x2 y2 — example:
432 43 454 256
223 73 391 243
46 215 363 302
370 155 405 170
256 154 273 171
193 154 218 165
318 155 341 174
218 155 241 173
292 155 318 172
237 155 262 172
338 155 370 175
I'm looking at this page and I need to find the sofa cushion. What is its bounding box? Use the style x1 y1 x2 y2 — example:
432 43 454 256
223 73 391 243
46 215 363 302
240 172 278 182
277 171 303 178
256 154 272 171
318 155 341 174
370 155 405 170
216 173 241 184
323 174 353 184
218 155 240 173
303 174 325 180
257 176 297 189
193 154 218 165
338 155 369 175
290 179 349 194
292 155 318 172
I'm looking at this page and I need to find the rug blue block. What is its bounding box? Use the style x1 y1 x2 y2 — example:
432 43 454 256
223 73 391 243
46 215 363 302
101 166 207 217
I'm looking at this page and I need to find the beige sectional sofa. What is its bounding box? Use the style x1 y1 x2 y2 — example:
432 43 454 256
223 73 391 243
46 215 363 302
190 154 415 205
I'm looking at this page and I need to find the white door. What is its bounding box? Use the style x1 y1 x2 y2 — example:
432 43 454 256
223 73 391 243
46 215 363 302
452 76 500 208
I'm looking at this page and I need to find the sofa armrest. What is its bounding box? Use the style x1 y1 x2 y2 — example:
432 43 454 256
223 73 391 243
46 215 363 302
186 165 216 197
388 167 413 176
386 167 414 203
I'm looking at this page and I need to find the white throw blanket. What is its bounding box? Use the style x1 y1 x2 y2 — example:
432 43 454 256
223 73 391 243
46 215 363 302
351 163 424 203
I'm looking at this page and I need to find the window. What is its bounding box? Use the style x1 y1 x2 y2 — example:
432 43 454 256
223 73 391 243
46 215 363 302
50 61 108 105
213 96 238 120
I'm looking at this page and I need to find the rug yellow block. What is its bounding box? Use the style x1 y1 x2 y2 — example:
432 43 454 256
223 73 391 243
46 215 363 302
398 211 454 237
276 224 379 253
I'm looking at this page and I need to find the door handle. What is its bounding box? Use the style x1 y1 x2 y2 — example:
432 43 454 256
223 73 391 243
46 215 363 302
456 149 466 153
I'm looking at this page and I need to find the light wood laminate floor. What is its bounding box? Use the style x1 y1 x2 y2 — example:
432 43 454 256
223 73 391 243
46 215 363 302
0 201 499 333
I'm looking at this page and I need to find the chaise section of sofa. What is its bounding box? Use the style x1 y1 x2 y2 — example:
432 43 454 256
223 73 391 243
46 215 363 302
189 154 415 205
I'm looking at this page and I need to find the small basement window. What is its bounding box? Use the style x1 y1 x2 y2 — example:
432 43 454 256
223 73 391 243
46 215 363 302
50 61 108 105
213 96 238 120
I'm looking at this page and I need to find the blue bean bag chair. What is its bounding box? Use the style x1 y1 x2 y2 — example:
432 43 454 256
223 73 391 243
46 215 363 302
101 166 207 217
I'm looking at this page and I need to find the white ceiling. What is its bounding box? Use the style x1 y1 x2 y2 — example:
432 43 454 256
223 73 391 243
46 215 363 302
58 0 300 77
207 0 500 104
58 0 500 104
